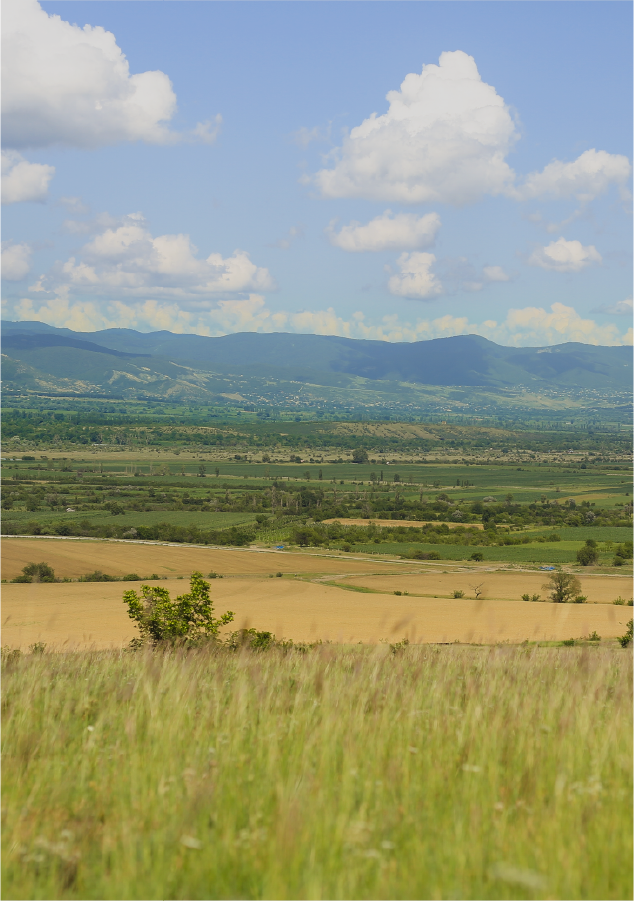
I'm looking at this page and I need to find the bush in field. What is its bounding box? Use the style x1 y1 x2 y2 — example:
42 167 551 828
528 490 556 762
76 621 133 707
11 562 56 583
123 571 234 646
543 571 582 603
576 541 599 566
452 589 465 599
80 571 117 582
618 620 633 648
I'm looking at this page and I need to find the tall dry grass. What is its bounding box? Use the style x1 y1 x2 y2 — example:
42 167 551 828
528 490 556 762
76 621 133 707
2 644 632 900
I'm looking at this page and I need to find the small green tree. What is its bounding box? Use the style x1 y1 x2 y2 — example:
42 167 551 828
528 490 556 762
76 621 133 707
576 544 599 566
123 572 234 646
543 571 582 603
352 448 369 464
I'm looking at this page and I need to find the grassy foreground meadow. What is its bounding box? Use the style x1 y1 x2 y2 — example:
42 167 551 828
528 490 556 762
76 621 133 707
3 644 632 900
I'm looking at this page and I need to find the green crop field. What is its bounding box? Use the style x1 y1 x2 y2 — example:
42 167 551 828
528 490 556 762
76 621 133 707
3 644 631 900
2 510 259 531
351 541 589 564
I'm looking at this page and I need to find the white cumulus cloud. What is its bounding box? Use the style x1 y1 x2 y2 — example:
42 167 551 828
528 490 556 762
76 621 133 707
528 237 602 273
27 214 275 305
309 51 630 208
1 241 32 279
327 211 440 252
516 149 631 202
311 50 518 205
2 0 216 150
387 252 443 299
1 150 54 203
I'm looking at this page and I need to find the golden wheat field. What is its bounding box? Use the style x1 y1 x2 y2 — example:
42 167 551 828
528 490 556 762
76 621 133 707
1 537 405 581
343 570 632 605
3 537 631 651
3 573 631 651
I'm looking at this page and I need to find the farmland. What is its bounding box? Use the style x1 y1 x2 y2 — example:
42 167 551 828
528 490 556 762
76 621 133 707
2 416 632 900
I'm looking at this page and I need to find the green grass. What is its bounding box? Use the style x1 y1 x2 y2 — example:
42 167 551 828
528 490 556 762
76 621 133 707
2 645 631 900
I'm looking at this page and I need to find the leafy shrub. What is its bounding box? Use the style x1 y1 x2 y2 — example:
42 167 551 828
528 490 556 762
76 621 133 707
390 638 410 655
452 590 465 599
521 593 541 602
11 562 57 583
226 629 276 651
469 552 484 562
562 638 576 647
80 571 117 582
573 595 587 604
588 631 601 642
122 573 141 581
123 572 235 646
618 620 633 648
225 629 314 653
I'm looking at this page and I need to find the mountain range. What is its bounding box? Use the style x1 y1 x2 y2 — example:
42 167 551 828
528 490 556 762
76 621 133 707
2 320 632 418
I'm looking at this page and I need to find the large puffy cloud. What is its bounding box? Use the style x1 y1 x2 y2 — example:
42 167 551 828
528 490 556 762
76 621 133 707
310 50 630 207
312 51 518 205
387 252 443 299
1 150 54 203
516 149 631 202
25 214 275 304
2 0 216 150
1 241 32 279
528 237 602 273
498 302 629 346
327 211 440 252
9 294 286 337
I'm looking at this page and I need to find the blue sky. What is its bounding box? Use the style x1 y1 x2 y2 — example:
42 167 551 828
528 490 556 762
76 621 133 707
2 0 632 346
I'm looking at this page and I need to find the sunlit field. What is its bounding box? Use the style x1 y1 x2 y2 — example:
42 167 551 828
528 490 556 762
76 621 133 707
2 644 631 900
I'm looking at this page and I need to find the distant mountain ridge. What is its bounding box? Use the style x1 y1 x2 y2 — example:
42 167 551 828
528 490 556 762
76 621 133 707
2 320 631 391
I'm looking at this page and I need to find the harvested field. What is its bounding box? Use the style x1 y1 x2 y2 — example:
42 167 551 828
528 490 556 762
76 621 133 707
2 578 630 650
323 518 485 530
1 537 406 581
344 571 633 605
